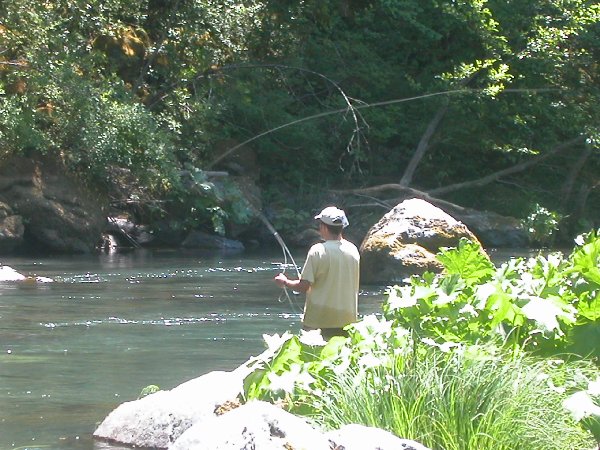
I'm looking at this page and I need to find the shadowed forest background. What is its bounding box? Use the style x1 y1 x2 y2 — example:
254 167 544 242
1 0 598 247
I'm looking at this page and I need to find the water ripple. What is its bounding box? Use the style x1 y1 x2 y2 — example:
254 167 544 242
41 312 300 328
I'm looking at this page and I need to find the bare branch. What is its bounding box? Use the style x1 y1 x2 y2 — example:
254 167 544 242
0 61 30 69
428 136 585 196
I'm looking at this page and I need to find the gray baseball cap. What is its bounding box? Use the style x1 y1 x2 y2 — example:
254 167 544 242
314 206 349 228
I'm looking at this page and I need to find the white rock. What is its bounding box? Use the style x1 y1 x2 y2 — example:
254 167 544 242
0 265 26 281
326 423 432 450
94 370 246 448
170 400 332 450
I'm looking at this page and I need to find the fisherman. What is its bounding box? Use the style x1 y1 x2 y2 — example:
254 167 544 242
274 206 360 339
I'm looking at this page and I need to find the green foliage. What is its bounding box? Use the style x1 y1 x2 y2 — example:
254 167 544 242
318 346 594 450
436 238 495 283
385 234 600 358
138 384 161 399
523 203 563 247
243 319 413 412
564 377 600 445
166 167 254 235
243 320 597 449
269 207 310 238
1 0 599 234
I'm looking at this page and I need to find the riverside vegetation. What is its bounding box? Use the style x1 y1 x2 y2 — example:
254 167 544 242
1 1 599 244
243 231 600 450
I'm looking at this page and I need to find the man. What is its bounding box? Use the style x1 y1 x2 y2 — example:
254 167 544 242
274 206 360 339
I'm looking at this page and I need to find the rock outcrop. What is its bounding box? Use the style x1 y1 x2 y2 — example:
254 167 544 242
0 265 26 281
440 205 528 248
326 424 432 450
0 265 53 283
170 401 332 450
360 198 482 284
0 157 106 253
0 202 25 253
93 369 248 448
94 371 433 450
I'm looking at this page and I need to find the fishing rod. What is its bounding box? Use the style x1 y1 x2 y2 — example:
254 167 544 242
246 203 303 314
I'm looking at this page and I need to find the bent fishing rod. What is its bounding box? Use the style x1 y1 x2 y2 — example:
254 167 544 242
245 202 303 314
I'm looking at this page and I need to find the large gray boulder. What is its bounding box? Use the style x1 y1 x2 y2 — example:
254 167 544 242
93 369 247 448
440 206 528 248
0 157 106 253
169 401 332 450
326 424 432 450
360 198 483 284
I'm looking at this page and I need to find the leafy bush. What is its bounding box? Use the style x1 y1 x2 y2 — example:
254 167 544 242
384 234 600 359
243 323 596 450
523 203 563 247
167 167 254 235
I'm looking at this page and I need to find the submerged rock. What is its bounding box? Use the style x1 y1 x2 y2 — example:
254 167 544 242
360 198 483 284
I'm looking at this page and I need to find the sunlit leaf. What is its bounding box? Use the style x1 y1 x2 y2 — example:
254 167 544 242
437 238 495 284
521 297 576 334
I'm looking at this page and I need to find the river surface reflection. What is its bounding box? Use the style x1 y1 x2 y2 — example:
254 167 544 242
0 249 386 449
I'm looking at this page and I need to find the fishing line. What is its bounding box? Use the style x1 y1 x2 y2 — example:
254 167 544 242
207 86 561 169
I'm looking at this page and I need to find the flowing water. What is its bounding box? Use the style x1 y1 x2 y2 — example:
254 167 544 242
0 249 386 450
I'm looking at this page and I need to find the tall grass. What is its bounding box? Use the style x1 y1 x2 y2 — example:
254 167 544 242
314 346 595 450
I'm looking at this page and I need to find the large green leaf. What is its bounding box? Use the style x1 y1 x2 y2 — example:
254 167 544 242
578 293 600 322
437 239 495 284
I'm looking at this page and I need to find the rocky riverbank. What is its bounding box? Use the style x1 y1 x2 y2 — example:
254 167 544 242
93 349 431 450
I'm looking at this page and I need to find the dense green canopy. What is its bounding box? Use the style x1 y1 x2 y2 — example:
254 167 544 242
1 0 598 239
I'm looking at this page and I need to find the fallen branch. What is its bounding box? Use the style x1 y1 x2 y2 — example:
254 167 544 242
332 184 470 214
335 136 586 221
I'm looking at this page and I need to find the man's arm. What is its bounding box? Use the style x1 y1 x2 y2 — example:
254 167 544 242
274 273 311 292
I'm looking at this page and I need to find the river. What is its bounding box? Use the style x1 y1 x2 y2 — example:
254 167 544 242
0 249 387 450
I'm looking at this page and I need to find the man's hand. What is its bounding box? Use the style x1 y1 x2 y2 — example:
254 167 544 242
274 273 289 288
274 273 311 292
